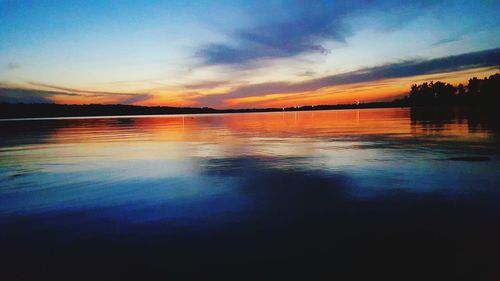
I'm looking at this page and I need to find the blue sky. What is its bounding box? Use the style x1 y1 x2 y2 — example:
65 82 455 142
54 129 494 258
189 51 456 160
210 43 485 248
0 0 499 107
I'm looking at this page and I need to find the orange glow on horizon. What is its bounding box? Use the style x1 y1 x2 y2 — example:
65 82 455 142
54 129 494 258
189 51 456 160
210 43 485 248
44 67 498 108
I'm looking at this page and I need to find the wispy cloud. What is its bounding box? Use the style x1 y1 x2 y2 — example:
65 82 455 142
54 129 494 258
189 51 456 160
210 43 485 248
0 88 72 103
5 62 20 71
182 80 231 90
297 71 317 77
1 83 154 104
432 36 463 46
28 82 140 96
194 47 500 106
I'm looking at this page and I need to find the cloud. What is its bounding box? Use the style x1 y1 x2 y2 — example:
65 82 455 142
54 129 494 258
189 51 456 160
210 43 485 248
194 47 500 106
28 82 154 103
182 80 230 90
0 62 21 72
120 93 155 104
196 1 437 66
1 83 154 105
5 62 20 71
197 18 341 65
0 88 60 103
432 36 463 46
28 82 140 96
196 3 348 65
297 71 317 77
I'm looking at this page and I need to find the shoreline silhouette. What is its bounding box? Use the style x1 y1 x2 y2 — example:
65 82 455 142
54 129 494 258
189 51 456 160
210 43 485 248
1 72 498 119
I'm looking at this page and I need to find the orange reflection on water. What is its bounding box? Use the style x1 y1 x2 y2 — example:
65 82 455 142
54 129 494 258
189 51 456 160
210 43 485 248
44 108 490 149
0 107 496 189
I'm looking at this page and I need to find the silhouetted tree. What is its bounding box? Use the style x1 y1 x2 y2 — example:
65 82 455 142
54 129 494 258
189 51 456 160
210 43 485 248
481 73 500 105
457 84 466 97
406 71 499 107
409 82 435 105
433 81 457 104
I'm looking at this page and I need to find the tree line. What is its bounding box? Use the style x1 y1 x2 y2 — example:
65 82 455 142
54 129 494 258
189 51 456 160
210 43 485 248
397 71 500 106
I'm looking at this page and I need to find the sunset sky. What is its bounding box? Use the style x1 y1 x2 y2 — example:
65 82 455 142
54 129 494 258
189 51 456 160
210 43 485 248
1 0 499 108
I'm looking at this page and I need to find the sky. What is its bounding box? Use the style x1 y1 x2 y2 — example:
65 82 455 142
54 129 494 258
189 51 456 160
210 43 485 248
0 0 499 108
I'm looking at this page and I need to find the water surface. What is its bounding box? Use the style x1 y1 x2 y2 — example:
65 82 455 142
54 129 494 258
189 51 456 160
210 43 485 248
1 108 499 279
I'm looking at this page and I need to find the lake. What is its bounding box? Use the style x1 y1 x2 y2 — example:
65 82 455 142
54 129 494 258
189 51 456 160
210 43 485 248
1 107 499 279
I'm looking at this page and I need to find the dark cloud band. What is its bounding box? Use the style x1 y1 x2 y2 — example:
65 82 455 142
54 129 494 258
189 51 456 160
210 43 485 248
0 86 153 105
196 0 437 66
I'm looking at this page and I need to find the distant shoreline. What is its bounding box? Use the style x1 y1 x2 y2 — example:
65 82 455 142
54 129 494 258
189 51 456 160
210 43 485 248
0 101 411 120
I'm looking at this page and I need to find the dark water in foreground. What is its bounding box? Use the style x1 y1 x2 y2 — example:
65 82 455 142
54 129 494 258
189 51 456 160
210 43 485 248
1 108 499 279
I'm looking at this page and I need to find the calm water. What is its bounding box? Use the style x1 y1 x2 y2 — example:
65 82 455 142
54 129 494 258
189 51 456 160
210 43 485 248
1 108 499 279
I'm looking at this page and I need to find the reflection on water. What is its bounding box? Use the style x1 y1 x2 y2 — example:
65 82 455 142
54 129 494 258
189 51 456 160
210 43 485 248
0 108 499 279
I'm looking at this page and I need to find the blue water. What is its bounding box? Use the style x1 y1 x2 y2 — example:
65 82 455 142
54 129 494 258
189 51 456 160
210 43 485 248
1 108 499 279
